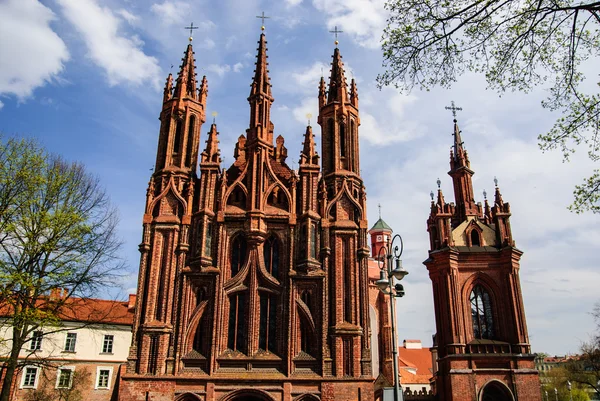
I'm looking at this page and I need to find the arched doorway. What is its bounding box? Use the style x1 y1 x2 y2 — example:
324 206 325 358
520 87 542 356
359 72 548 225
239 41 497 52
480 380 514 401
220 389 276 401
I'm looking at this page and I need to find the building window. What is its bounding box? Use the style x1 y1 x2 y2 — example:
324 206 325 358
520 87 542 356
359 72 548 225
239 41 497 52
102 335 114 353
470 285 495 339
186 115 195 166
147 336 159 375
263 235 279 278
471 230 481 246
230 235 247 277
259 293 277 353
30 331 43 351
64 333 77 352
95 368 112 389
204 221 212 257
310 223 317 259
21 367 38 388
173 120 182 154
227 292 247 353
56 368 73 389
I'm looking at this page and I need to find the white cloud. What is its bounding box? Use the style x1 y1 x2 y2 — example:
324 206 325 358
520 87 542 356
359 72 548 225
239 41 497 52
117 9 139 25
233 62 244 73
57 0 161 89
0 0 69 101
198 38 216 49
0 100 4 110
206 64 232 78
312 0 387 48
285 0 303 6
291 97 319 127
150 1 191 26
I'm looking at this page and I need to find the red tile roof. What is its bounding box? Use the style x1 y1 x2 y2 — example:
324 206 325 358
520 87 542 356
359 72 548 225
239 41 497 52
398 345 434 385
0 296 134 326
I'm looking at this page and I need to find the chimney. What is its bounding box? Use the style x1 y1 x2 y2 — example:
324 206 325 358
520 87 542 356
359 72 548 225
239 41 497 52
403 339 423 349
128 294 137 311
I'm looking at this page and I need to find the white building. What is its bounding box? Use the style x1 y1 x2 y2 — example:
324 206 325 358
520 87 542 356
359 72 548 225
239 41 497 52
0 295 134 401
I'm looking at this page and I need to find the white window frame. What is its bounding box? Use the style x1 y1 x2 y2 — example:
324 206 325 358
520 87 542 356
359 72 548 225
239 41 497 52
94 366 113 390
64 332 77 352
29 331 43 351
101 334 114 354
55 366 75 389
20 366 39 389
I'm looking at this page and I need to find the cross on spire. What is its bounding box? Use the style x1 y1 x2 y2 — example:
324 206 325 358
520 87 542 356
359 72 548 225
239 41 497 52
256 11 270 30
378 203 382 219
329 26 343 46
445 100 463 121
185 22 199 42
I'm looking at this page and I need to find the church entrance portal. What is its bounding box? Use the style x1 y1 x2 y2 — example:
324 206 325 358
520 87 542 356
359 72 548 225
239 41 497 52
480 381 514 401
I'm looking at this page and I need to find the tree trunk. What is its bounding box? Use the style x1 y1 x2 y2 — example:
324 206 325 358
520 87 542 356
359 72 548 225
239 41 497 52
0 326 26 401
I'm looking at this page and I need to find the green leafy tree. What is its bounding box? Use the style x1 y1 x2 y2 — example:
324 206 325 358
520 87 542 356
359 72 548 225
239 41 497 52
0 137 124 401
565 301 600 396
541 366 590 401
378 0 600 212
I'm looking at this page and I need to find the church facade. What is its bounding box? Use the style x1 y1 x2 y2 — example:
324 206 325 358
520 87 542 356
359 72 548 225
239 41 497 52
425 119 541 401
118 31 379 401
118 26 543 401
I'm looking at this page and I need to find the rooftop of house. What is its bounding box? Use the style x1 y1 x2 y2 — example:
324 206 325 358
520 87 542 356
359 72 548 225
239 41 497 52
398 340 434 385
0 293 136 326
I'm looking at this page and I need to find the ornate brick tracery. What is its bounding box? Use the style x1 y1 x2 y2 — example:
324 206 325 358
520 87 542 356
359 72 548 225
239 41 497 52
119 34 374 401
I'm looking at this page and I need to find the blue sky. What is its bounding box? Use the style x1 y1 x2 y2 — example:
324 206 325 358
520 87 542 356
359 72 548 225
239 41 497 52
1 0 599 357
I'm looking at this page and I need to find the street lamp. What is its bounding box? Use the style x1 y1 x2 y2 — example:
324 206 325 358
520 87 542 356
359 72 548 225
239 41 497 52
554 388 558 401
375 234 409 401
567 381 573 401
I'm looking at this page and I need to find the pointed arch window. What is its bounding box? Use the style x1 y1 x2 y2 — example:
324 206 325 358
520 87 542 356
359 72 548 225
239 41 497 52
186 115 195 166
471 230 481 246
173 120 183 155
328 119 335 171
470 285 495 339
231 235 247 277
259 293 277 352
340 122 346 157
264 235 279 278
227 292 247 353
310 223 317 259
204 222 213 257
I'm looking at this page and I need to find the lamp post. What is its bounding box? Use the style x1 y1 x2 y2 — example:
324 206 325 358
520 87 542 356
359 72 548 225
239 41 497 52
554 388 558 401
375 234 409 401
567 381 573 401
545 390 549 401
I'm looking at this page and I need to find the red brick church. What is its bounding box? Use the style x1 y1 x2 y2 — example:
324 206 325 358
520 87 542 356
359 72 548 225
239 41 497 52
118 27 541 401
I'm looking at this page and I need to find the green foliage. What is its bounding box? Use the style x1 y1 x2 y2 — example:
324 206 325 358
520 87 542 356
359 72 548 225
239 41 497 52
564 301 600 395
0 135 124 401
541 366 591 400
379 0 600 212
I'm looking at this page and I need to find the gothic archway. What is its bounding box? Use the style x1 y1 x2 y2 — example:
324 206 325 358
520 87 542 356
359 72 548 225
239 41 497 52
480 380 515 401
175 393 202 401
219 389 276 401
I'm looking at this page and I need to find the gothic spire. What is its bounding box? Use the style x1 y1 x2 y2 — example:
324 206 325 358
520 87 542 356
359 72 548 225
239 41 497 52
318 76 327 110
450 119 470 170
201 123 221 164
327 47 349 104
300 125 319 166
198 75 208 105
174 44 198 100
163 73 173 103
247 32 274 139
350 78 358 108
447 116 477 225
249 33 272 101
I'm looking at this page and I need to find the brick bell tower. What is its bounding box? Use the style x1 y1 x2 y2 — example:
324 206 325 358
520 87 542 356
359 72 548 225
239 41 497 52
424 115 541 401
120 31 375 401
